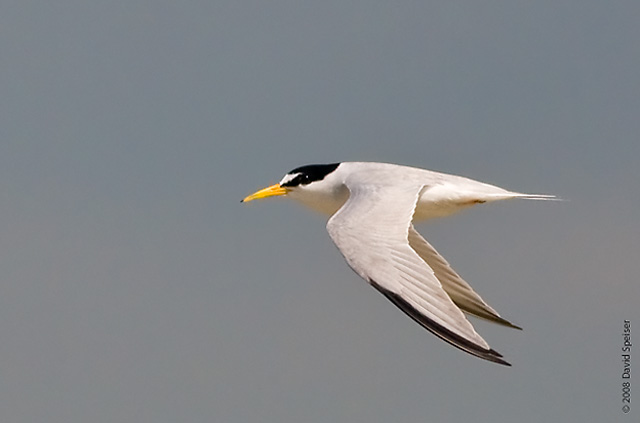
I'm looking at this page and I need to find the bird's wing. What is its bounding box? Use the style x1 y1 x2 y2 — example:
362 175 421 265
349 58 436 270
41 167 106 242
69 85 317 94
326 180 510 365
408 226 521 329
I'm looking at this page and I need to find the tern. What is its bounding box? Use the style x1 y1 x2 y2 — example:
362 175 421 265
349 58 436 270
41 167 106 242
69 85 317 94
242 162 554 365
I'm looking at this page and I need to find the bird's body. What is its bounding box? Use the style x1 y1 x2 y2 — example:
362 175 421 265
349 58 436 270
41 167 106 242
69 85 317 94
284 162 545 220
243 162 554 366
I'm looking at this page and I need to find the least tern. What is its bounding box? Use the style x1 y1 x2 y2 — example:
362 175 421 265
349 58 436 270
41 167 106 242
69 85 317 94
242 162 554 365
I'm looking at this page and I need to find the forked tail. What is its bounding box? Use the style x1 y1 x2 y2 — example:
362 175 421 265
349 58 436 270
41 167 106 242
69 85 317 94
513 193 562 201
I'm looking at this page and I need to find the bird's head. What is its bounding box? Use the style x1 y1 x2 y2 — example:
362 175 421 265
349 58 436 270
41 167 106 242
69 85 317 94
242 163 347 215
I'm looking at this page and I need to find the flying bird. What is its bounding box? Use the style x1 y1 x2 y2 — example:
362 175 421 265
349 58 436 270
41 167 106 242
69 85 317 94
242 162 554 365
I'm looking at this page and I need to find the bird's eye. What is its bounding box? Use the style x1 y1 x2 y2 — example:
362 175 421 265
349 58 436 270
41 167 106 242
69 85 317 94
281 173 305 188
299 174 314 185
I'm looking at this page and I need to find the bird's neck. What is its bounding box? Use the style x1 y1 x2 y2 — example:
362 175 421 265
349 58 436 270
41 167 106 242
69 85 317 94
289 186 349 217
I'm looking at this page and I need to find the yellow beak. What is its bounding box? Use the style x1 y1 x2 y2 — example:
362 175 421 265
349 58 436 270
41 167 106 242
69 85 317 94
241 183 289 203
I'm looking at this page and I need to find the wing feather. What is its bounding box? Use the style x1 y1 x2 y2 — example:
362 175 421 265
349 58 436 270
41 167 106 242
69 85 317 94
408 226 521 329
326 179 510 365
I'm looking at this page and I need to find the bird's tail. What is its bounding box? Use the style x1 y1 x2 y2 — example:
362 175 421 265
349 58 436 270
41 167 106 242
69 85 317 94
512 193 561 201
483 192 562 202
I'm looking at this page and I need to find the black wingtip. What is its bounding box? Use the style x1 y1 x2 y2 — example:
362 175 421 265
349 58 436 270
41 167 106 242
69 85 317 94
487 349 511 366
370 280 513 366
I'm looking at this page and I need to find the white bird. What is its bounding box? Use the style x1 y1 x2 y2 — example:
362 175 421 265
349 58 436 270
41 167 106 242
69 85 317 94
242 162 554 365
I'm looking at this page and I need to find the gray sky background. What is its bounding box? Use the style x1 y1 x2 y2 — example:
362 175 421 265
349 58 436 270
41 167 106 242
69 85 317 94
1 1 639 422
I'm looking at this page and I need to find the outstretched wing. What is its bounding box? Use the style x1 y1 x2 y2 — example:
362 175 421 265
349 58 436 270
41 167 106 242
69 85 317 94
408 225 521 329
326 180 510 365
